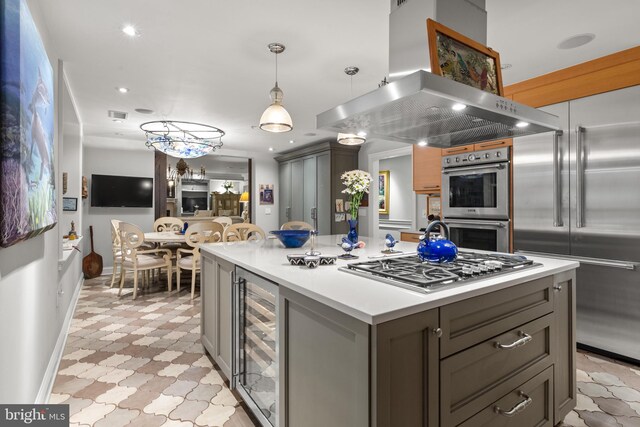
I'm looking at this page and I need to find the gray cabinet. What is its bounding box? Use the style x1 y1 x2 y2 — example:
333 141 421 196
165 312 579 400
276 141 359 234
373 309 439 427
200 254 233 380
553 270 577 423
279 287 369 427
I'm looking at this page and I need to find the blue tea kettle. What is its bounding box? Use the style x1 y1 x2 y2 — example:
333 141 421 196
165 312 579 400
417 221 458 263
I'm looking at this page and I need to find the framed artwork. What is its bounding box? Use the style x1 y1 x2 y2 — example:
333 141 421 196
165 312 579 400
335 199 344 213
427 196 441 217
378 170 390 215
62 197 77 212
1 0 56 248
259 184 274 205
427 19 504 96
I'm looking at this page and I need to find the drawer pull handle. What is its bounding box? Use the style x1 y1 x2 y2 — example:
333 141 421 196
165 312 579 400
494 332 532 349
553 284 563 291
494 392 532 417
431 328 443 338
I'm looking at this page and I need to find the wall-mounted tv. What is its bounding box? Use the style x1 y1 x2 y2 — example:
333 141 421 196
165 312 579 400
91 174 153 208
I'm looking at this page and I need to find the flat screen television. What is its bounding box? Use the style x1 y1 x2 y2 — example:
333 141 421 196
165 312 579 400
182 197 207 213
91 174 153 208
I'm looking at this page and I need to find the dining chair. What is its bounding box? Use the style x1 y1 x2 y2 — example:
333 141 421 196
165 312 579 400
118 222 173 300
110 219 123 288
213 216 232 228
281 221 314 231
176 222 224 300
153 217 183 232
222 223 266 242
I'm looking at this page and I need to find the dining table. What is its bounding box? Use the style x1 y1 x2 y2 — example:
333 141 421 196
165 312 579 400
144 231 187 244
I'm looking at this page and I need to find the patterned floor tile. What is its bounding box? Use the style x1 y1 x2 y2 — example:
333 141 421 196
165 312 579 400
144 394 184 416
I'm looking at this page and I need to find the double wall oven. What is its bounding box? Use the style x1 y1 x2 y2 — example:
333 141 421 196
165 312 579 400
441 146 510 252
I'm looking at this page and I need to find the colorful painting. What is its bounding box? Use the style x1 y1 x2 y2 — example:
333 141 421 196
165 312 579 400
259 184 273 205
1 0 56 247
378 170 389 215
427 19 504 96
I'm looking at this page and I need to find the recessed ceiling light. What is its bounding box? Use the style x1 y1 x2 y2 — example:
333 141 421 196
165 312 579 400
113 119 123 123
289 140 294 144
452 103 467 111
357 131 367 137
268 147 274 152
516 121 529 128
135 108 154 115
557 33 595 50
417 140 428 147
122 25 139 37
116 87 129 93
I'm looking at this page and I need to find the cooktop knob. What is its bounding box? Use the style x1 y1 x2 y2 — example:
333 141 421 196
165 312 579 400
468 154 476 161
446 158 451 164
496 151 502 158
484 153 490 159
455 157 460 163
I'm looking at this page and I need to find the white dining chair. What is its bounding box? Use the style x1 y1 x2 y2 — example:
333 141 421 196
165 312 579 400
176 222 224 300
222 223 266 242
281 221 314 231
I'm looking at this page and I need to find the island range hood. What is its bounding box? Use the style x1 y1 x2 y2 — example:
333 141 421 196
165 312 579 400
316 0 560 147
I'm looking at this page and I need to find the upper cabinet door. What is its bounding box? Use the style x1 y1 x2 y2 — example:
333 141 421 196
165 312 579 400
513 102 571 255
290 159 304 222
303 157 317 227
569 86 640 261
279 162 292 225
413 145 442 193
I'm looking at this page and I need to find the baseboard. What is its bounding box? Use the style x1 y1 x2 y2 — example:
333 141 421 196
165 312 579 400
102 266 113 275
35 274 84 403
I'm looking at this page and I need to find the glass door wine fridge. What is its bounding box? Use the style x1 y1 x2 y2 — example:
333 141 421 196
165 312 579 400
234 267 279 427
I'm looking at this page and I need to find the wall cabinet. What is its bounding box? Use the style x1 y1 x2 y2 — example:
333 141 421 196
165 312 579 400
276 141 359 235
412 145 442 193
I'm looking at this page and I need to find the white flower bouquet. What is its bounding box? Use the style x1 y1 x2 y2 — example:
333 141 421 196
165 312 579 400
341 169 372 220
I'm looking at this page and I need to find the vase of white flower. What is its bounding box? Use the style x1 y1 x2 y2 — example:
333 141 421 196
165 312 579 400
341 169 372 243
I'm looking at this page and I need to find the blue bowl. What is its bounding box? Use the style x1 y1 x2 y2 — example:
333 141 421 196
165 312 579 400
270 230 311 248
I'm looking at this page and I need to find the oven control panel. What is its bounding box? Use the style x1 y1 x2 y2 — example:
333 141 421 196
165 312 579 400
442 146 509 168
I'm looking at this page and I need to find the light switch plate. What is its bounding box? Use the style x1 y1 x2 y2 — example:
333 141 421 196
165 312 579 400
265 207 271 215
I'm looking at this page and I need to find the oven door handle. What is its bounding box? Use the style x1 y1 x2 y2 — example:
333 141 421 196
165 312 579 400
445 219 508 228
442 163 507 174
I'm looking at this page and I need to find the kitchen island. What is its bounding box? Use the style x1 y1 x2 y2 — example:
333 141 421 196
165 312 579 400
200 235 578 427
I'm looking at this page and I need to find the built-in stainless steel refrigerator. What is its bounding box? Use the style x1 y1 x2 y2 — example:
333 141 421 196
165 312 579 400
513 85 640 362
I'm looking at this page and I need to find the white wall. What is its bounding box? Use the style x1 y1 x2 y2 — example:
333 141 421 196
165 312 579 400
82 145 155 269
252 156 279 232
379 155 413 220
357 139 410 237
0 0 83 403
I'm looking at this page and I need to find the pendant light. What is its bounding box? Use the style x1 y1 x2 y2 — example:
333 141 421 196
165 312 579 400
337 66 366 145
259 43 293 133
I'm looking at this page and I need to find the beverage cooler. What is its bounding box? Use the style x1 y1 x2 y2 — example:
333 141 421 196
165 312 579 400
234 267 279 427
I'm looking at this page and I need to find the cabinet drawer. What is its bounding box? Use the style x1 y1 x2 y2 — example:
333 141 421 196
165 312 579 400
474 139 513 151
458 366 553 427
442 145 474 155
440 276 553 357
441 314 554 426
400 232 422 243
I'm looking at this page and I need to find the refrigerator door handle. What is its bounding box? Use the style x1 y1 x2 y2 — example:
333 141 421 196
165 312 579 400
576 126 586 228
553 130 563 227
515 251 636 270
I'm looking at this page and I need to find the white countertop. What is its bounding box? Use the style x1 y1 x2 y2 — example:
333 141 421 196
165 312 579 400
200 235 579 325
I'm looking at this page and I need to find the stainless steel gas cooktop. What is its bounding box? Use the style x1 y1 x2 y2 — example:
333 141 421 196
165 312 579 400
339 251 540 293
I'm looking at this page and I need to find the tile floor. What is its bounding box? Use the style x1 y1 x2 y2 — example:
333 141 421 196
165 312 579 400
50 275 255 427
50 275 640 427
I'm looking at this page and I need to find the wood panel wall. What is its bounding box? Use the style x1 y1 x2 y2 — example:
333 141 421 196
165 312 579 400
154 151 167 220
504 46 640 108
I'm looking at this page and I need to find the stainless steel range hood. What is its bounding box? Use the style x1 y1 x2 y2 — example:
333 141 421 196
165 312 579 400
316 0 560 147
316 70 560 147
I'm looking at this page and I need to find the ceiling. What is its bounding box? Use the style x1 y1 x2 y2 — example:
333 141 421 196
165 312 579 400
35 0 640 155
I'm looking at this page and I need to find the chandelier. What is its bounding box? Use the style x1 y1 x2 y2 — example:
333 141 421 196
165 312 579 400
167 159 206 182
141 120 225 159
